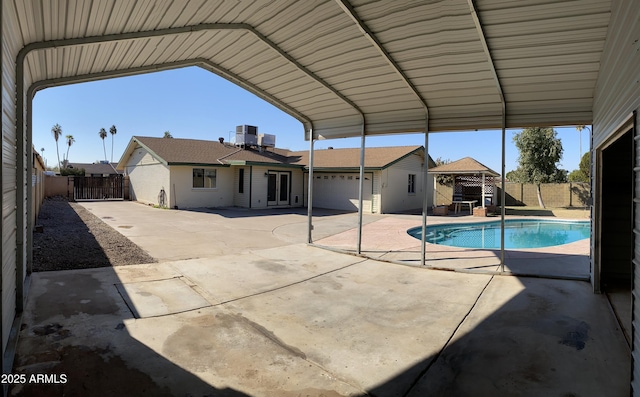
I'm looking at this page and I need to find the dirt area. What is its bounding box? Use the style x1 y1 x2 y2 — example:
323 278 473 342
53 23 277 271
32 197 156 271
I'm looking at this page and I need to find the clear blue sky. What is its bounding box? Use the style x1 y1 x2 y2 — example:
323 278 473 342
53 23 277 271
33 66 589 174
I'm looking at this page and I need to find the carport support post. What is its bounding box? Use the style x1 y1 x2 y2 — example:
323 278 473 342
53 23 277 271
307 134 315 244
500 124 506 271
421 130 429 266
356 128 366 254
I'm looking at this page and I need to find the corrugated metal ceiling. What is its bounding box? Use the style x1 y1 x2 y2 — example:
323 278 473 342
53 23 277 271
8 0 612 139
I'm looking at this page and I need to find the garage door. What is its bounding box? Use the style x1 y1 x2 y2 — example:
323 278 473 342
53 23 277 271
312 173 372 212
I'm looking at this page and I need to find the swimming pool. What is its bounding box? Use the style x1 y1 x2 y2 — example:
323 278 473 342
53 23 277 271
407 219 590 249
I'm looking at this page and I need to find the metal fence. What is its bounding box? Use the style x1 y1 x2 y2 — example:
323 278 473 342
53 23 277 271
73 175 124 201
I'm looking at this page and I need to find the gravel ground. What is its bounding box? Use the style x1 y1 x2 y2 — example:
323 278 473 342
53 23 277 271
33 197 156 271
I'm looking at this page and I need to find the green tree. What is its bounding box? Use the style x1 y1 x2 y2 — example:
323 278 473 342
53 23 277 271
109 125 117 163
65 134 75 167
59 167 85 176
433 157 453 186
568 152 590 182
505 169 524 182
512 127 564 208
554 169 568 183
99 127 108 162
163 131 173 138
51 123 62 170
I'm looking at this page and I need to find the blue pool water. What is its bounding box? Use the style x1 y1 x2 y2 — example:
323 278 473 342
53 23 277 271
407 219 590 249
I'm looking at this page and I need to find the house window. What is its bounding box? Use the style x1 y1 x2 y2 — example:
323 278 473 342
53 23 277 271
193 168 216 188
238 168 244 193
408 174 416 193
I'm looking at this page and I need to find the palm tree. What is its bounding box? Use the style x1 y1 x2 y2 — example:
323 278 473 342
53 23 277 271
65 135 75 167
109 125 117 163
575 125 591 156
51 124 62 170
163 131 173 138
99 127 108 161
576 125 585 155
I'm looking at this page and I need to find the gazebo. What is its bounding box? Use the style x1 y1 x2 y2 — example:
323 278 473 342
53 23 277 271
428 157 501 214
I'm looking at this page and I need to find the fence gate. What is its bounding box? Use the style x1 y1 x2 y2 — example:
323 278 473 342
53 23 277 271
73 175 124 200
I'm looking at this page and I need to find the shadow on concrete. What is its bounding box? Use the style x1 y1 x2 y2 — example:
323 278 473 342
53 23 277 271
365 277 630 397
12 269 251 396
359 247 590 280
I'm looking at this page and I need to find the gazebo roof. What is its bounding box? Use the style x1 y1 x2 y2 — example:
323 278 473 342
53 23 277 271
429 157 500 177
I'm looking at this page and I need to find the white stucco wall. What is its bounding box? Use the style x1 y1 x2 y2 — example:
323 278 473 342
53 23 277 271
169 166 234 209
290 168 305 207
250 166 267 208
379 153 433 213
233 167 250 208
125 147 170 206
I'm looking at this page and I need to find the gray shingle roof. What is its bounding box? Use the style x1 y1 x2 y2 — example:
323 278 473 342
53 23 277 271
428 157 500 176
289 146 427 169
134 136 295 166
129 137 429 170
68 162 121 175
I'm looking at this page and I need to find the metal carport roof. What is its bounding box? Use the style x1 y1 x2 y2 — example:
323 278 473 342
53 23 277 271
4 1 637 391
8 0 611 140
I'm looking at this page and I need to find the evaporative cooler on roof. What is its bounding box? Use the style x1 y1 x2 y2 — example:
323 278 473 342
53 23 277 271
236 125 258 146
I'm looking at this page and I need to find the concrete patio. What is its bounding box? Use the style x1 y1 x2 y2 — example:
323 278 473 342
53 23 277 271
12 202 628 396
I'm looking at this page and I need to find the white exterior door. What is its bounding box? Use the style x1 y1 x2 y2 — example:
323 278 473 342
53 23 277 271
267 171 290 206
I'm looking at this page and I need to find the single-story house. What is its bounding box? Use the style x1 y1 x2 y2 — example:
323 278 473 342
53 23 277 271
67 162 121 176
117 136 434 213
